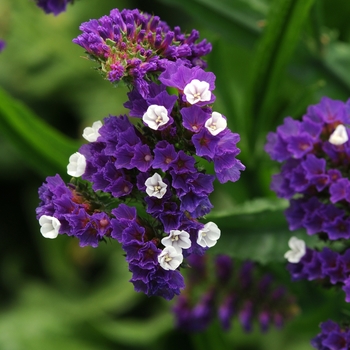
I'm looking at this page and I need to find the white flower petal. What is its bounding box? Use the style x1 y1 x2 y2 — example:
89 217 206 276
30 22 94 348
284 236 306 263
67 152 86 177
197 222 221 248
329 124 349 145
82 120 102 142
145 173 167 198
142 105 169 130
161 230 191 253
205 111 227 136
39 215 61 239
184 79 211 105
158 246 183 270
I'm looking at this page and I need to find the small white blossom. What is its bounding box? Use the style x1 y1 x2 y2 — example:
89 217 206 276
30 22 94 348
67 152 86 177
329 124 349 145
161 230 191 253
142 105 169 130
284 236 306 263
39 215 61 239
82 120 102 142
183 79 211 105
158 246 183 270
205 112 227 136
145 173 167 198
197 222 221 248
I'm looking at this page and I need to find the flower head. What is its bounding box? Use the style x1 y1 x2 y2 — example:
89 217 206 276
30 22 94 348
82 121 102 142
39 215 61 239
142 105 169 130
197 222 221 248
161 229 191 253
145 173 167 198
205 112 227 136
158 246 183 270
67 152 86 177
329 124 349 145
284 237 306 263
183 79 211 105
73 9 212 96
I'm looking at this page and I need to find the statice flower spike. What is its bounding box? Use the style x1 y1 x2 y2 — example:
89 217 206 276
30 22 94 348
82 121 102 142
67 152 86 177
36 0 73 15
284 236 306 263
39 215 61 239
173 255 298 333
37 8 245 300
329 124 349 145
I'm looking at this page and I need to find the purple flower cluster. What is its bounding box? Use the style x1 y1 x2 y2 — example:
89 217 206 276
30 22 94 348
173 255 298 332
287 246 350 302
72 8 212 97
311 320 350 350
265 97 350 241
36 8 245 300
36 0 73 15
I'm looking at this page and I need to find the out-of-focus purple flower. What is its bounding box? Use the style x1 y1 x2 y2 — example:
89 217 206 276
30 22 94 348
36 0 73 15
0 40 5 52
173 255 298 333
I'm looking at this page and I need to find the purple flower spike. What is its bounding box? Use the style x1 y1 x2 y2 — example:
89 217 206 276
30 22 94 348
36 0 72 15
0 40 6 52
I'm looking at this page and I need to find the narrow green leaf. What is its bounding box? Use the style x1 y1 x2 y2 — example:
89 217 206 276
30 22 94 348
207 198 318 264
156 0 260 49
247 0 315 159
0 86 80 176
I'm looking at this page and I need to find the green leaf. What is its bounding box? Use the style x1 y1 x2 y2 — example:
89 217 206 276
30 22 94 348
156 0 261 48
92 312 173 346
246 0 316 159
207 198 318 264
0 86 80 176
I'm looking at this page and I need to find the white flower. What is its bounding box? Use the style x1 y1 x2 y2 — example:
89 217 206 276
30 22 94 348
158 246 183 270
142 105 169 130
329 124 349 145
161 230 191 253
145 173 167 198
82 120 102 142
284 236 306 263
67 152 86 177
184 79 211 105
39 215 61 239
197 222 221 248
205 112 227 136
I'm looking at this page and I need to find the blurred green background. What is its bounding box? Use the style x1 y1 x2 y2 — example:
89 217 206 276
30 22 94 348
1 0 350 349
